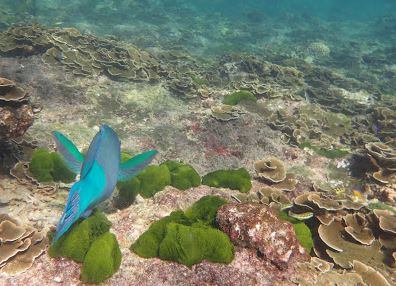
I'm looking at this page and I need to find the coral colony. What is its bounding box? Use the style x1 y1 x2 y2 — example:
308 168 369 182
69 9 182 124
1 1 396 285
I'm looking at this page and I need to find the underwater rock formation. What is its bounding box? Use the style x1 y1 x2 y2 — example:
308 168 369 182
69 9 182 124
0 77 33 140
0 25 163 82
216 203 309 270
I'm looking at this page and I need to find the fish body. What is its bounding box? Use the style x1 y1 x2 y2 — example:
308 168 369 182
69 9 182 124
52 124 157 242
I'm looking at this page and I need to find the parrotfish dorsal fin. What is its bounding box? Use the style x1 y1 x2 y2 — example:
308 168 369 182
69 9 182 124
52 131 84 174
118 149 158 181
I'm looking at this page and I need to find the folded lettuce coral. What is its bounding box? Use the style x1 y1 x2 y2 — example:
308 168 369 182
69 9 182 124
131 196 233 266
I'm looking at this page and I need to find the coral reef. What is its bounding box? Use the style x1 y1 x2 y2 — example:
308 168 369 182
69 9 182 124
254 157 287 183
279 191 396 285
1 7 396 284
365 142 396 185
0 214 47 276
0 25 162 82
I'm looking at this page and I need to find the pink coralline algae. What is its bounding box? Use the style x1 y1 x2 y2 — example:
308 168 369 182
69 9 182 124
216 203 309 270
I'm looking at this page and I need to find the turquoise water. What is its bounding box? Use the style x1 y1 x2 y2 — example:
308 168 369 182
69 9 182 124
1 0 395 57
1 1 396 285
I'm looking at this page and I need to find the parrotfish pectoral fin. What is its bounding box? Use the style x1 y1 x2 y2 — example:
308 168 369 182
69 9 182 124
52 131 84 174
117 149 158 181
52 181 82 243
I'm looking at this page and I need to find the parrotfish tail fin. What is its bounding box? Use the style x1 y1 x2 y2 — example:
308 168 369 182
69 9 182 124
52 182 82 243
117 149 158 181
52 131 84 174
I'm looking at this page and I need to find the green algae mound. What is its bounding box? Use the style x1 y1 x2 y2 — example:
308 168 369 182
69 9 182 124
184 195 227 226
161 160 201 190
81 232 122 284
136 164 171 198
131 210 191 258
159 222 234 267
48 210 121 284
30 148 75 183
223 90 256 105
202 168 252 193
48 210 111 262
116 159 201 208
131 195 233 266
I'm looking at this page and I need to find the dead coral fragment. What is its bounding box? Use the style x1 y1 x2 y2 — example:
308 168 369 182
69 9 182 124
0 216 47 276
254 157 286 183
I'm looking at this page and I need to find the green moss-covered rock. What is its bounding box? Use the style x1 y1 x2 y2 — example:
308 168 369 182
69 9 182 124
30 148 54 182
48 210 111 262
184 195 227 226
80 232 121 284
115 177 140 209
50 152 76 183
161 160 201 190
115 151 146 208
131 196 233 266
223 90 256 106
30 148 76 183
138 165 171 198
202 168 252 193
158 222 234 267
131 210 191 258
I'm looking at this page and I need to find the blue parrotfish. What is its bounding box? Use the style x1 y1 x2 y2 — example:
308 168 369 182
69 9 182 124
51 124 158 243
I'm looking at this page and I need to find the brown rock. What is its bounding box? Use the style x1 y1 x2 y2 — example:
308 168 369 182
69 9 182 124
216 203 309 270
0 104 34 140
